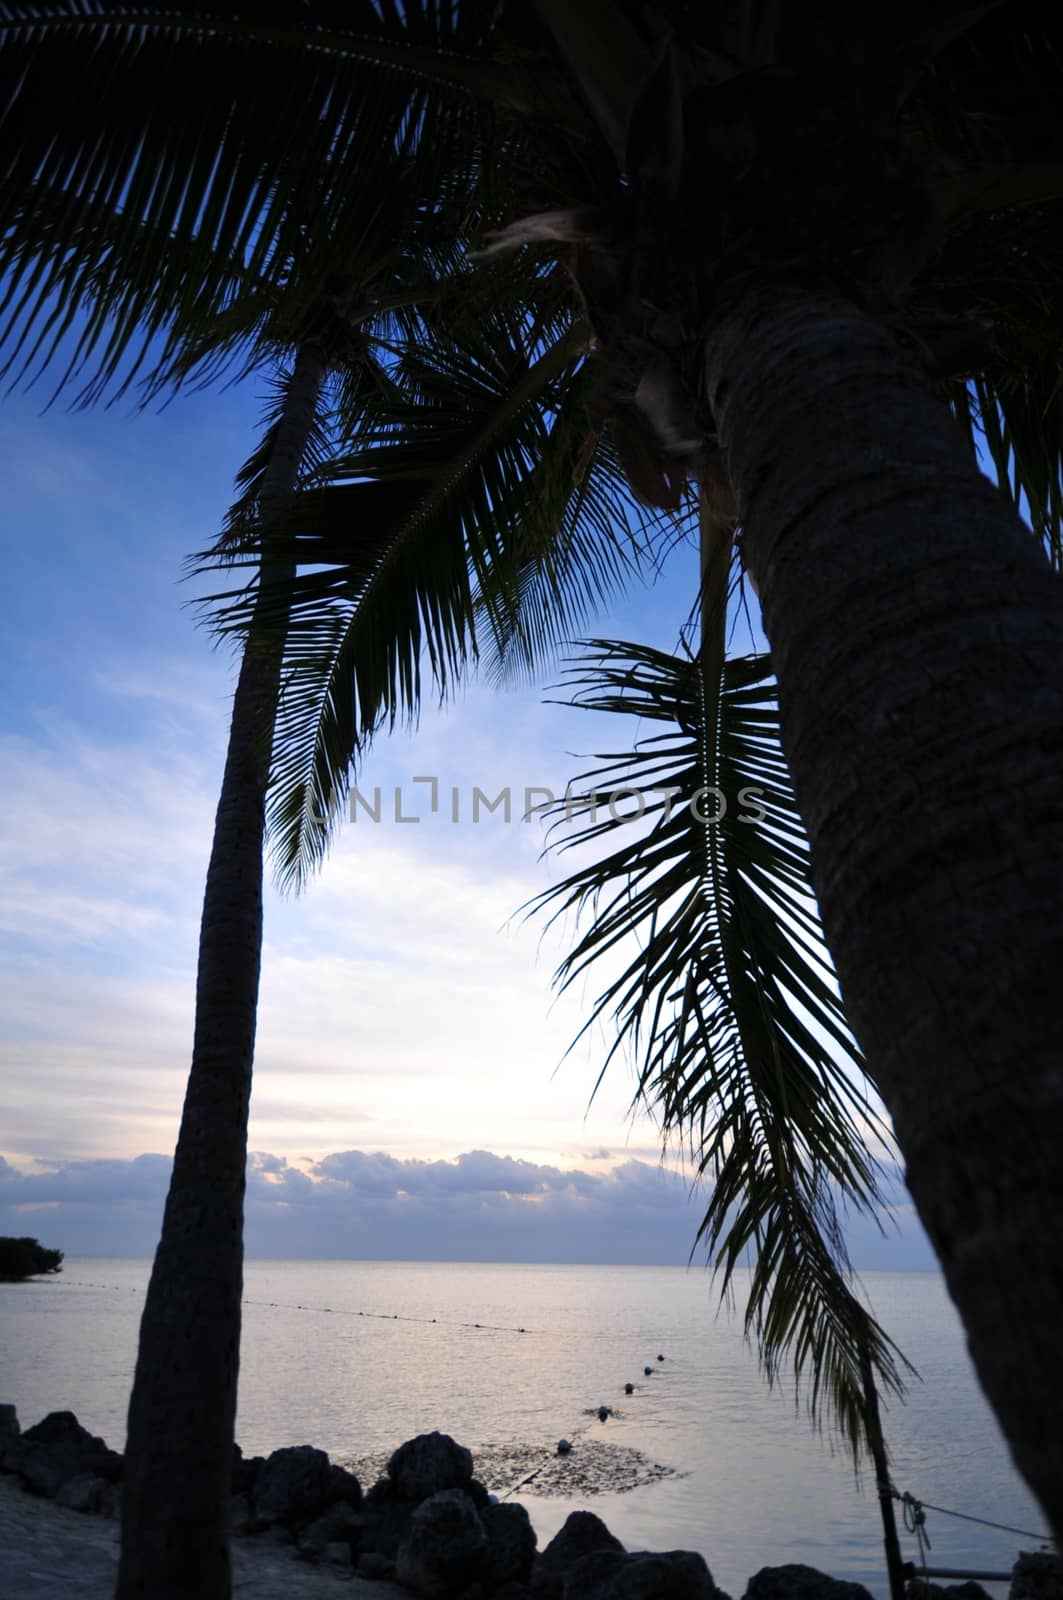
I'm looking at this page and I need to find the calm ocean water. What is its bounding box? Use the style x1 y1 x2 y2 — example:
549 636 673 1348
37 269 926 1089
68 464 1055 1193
0 1260 1050 1596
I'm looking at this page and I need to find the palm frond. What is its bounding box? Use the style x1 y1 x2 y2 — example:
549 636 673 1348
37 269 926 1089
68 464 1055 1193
198 314 649 889
0 0 520 400
530 639 913 1461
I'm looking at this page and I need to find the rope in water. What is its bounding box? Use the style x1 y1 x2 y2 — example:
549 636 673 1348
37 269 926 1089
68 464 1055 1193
243 1299 535 1334
58 1279 536 1335
894 1489 1054 1549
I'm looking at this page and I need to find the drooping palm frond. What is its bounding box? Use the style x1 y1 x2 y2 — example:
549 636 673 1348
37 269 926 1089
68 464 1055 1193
530 636 912 1461
199 308 654 889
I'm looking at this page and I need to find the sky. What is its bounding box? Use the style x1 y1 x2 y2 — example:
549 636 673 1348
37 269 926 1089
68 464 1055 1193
0 363 937 1269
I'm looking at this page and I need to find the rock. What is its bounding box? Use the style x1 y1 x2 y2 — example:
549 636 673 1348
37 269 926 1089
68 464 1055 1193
565 1548 720 1599
99 1481 122 1519
483 1501 537 1587
231 1443 266 1497
13 1410 121 1499
359 1550 397 1581
94 1449 124 1484
745 1566 875 1600
361 1476 416 1558
533 1511 625 1598
389 1431 474 1502
298 1500 361 1557
464 1478 491 1511
324 1540 353 1568
396 1488 489 1597
18 1443 121 1498
326 1461 363 1509
254 1444 333 1525
22 1412 99 1449
0 1404 19 1449
1012 1552 1063 1600
54 1473 108 1514
230 1492 253 1534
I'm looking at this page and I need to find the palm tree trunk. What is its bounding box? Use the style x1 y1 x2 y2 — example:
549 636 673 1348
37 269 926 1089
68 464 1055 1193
116 340 326 1600
701 281 1063 1537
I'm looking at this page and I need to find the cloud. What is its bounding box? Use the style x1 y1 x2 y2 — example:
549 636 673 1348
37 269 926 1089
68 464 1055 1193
0 1147 937 1271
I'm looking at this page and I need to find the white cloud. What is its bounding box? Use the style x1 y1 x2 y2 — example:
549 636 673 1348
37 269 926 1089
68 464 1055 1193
0 1146 936 1271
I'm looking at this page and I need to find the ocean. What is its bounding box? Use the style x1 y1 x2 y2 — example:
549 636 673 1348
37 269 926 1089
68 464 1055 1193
0 1260 1050 1596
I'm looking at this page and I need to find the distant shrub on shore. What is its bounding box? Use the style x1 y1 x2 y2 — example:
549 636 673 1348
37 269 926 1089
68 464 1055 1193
0 1236 64 1282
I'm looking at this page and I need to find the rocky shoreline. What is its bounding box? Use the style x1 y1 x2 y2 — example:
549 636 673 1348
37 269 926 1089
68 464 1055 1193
2 1404 1059 1600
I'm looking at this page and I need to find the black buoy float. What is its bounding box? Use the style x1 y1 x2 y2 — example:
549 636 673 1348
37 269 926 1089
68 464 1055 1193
657 1354 665 1362
624 1382 634 1394
644 1366 653 1375
557 1439 572 1455
597 1405 610 1422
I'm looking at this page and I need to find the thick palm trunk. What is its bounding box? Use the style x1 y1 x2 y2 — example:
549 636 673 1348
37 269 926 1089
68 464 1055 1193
116 341 326 1600
702 281 1063 1536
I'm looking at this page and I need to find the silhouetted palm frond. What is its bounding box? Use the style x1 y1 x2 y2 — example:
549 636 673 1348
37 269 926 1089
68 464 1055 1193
531 637 913 1460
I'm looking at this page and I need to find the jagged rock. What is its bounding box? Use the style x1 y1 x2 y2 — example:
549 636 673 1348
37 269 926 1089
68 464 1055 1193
1012 1552 1063 1600
534 1510 626 1596
915 1583 994 1600
298 1500 361 1558
232 1443 266 1497
361 1476 416 1558
565 1548 720 1599
326 1461 363 1509
15 1410 121 1498
100 1481 122 1519
55 1473 108 1514
359 1550 397 1581
254 1444 333 1525
396 1488 489 1597
0 1404 19 1448
464 1477 491 1510
389 1431 474 1502
230 1492 253 1534
483 1501 537 1587
745 1566 875 1600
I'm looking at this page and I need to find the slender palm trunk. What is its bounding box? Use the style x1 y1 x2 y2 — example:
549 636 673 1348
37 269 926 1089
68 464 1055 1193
116 342 326 1600
702 281 1063 1536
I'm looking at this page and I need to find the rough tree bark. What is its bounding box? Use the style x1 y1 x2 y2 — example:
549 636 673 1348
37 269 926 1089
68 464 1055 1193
702 280 1063 1536
116 341 327 1600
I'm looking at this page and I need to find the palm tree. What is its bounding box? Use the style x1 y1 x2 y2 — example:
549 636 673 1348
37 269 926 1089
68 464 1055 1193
1 15 648 1595
476 1 1063 1537
208 0 1063 1536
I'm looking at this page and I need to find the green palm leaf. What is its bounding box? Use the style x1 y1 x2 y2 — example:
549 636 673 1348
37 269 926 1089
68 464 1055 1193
200 313 651 888
0 0 516 399
531 637 913 1461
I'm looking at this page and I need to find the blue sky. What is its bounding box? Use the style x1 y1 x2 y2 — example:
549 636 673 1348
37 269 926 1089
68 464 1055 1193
0 362 937 1268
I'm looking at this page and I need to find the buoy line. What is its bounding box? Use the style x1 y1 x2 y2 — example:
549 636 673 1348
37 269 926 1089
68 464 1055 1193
499 1351 671 1500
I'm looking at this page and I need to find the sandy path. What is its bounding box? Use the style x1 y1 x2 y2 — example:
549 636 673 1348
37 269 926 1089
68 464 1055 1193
0 1477 401 1599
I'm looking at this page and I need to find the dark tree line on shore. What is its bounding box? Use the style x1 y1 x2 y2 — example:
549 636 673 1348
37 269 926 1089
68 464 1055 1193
0 1237 64 1283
